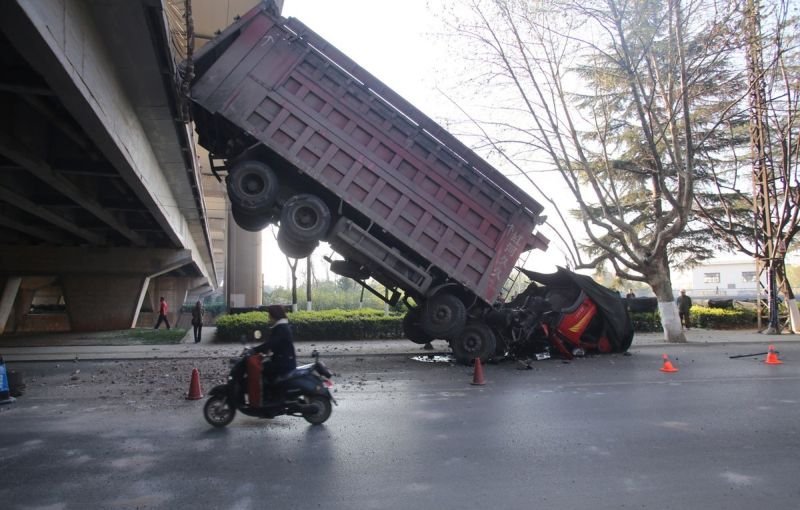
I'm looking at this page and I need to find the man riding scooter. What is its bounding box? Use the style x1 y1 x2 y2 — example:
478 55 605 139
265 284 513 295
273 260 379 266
203 304 335 427
252 305 297 403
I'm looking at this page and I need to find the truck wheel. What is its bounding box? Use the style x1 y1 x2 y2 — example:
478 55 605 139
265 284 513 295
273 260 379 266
451 322 497 365
280 194 331 243
231 205 272 232
277 230 318 258
403 308 433 345
227 160 279 214
421 293 466 339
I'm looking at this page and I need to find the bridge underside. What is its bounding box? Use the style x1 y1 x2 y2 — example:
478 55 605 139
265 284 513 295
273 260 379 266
0 0 224 333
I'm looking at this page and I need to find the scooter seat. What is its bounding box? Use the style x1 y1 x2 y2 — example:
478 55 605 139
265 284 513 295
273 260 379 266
273 365 313 383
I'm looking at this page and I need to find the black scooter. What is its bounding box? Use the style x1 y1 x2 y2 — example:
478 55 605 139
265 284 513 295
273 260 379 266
203 338 336 428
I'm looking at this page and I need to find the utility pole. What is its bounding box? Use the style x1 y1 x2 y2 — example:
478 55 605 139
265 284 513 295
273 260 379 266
745 0 780 333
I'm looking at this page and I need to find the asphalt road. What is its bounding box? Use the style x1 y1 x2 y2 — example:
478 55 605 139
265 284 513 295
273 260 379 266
1 342 799 510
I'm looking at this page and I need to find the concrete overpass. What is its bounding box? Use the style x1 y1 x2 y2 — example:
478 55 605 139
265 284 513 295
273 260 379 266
0 0 272 333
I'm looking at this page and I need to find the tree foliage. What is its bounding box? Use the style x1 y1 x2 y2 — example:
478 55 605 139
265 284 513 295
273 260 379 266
435 0 744 341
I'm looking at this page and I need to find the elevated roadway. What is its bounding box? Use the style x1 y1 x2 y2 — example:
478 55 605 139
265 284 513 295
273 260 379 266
0 0 274 334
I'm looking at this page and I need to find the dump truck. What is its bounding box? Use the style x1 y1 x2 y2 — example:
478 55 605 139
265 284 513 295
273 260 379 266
187 1 550 363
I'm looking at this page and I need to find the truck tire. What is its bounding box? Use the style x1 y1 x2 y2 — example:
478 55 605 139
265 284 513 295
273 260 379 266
231 205 272 232
403 308 433 345
277 230 318 259
280 194 331 243
227 160 279 214
421 293 466 339
451 321 496 365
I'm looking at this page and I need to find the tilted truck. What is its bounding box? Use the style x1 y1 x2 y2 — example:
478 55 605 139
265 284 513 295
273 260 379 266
187 1 549 363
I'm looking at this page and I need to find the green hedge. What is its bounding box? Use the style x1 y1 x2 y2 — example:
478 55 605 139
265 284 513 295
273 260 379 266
215 308 404 342
632 305 757 331
214 305 759 343
690 306 756 329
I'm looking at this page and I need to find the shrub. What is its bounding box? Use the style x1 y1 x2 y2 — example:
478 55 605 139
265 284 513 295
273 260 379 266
630 305 756 332
630 312 661 332
690 306 755 330
215 308 404 342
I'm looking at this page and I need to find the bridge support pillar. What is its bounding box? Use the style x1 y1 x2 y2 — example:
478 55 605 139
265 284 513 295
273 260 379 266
0 277 22 334
226 213 263 308
62 275 149 331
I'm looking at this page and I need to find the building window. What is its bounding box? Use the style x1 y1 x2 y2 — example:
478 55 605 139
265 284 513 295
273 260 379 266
742 271 757 283
704 272 721 284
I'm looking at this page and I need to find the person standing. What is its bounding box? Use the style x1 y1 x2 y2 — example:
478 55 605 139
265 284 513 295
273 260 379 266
626 288 636 299
191 300 204 343
154 296 171 330
676 289 692 330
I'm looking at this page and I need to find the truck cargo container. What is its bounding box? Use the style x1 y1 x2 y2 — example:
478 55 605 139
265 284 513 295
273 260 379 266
187 1 549 363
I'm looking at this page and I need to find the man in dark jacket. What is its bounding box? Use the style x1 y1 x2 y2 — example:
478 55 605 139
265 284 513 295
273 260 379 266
676 289 692 329
253 305 297 384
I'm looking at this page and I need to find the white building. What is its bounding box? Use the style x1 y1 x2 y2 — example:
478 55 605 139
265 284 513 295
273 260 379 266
684 259 763 297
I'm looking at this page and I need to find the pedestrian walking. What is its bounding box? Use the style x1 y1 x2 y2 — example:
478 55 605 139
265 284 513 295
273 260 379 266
154 296 171 330
676 289 692 330
191 300 204 343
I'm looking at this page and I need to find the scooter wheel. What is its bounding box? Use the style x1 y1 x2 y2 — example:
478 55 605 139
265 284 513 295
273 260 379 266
302 395 332 425
204 395 236 428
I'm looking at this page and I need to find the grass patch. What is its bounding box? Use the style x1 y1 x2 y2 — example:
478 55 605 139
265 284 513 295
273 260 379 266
127 328 188 344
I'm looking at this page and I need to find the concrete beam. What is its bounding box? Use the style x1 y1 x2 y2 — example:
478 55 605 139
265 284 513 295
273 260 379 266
0 246 195 277
0 214 67 244
0 277 22 334
0 185 106 244
0 134 146 246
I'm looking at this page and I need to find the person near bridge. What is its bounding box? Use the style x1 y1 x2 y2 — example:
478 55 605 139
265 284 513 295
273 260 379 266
153 296 170 330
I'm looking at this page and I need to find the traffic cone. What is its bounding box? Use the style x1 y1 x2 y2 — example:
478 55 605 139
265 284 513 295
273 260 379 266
765 345 783 365
659 353 679 373
470 357 486 385
186 368 203 400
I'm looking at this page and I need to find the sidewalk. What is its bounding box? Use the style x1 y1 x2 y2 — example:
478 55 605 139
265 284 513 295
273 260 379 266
0 327 796 362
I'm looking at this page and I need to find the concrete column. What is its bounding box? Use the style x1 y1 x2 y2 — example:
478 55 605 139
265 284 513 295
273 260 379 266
226 211 263 307
0 277 22 334
0 245 207 333
61 275 149 331
15 289 36 328
186 278 212 304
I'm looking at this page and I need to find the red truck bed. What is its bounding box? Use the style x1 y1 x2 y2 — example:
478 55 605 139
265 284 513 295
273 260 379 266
190 3 548 304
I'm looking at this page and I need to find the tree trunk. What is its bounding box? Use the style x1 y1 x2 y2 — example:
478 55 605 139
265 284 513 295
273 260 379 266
648 258 686 343
289 258 298 312
306 257 312 312
776 264 800 334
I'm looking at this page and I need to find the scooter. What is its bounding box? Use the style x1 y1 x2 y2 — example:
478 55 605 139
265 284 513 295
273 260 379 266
203 334 336 428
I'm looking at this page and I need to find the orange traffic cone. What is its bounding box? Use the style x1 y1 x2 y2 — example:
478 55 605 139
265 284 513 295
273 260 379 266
186 368 203 400
659 354 679 373
765 345 783 365
471 357 486 385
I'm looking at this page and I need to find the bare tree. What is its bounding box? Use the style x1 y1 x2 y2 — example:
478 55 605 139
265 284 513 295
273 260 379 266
693 0 800 332
436 0 742 341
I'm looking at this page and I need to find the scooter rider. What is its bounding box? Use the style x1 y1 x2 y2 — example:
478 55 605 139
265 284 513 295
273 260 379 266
253 305 297 386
